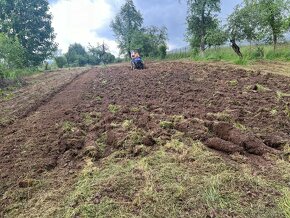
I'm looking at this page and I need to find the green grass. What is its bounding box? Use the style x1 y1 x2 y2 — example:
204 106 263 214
108 104 121 113
3 135 290 218
0 67 38 80
61 121 77 133
159 120 174 129
52 139 290 218
166 42 290 65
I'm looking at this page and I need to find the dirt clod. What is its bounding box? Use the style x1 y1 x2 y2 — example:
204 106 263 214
142 135 156 146
205 137 243 154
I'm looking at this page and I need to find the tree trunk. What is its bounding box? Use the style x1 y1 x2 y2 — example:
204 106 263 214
230 39 243 58
127 49 131 60
273 33 277 51
200 35 205 57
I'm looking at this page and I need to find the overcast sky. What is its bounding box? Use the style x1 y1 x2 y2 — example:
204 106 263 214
48 0 242 56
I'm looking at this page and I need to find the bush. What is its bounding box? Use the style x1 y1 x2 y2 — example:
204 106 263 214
114 57 123 63
78 55 88 67
54 56 67 68
0 33 25 68
250 47 264 59
158 45 167 59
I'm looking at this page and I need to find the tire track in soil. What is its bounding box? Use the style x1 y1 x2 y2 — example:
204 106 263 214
0 68 98 213
18 69 91 120
0 69 90 129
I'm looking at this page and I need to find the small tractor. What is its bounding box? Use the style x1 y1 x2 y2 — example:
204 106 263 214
130 50 144 70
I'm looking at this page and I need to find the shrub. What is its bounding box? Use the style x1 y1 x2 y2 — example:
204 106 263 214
54 56 67 68
250 46 264 59
159 45 167 59
0 33 25 68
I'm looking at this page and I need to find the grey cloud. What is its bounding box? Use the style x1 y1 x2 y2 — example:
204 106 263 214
49 0 243 50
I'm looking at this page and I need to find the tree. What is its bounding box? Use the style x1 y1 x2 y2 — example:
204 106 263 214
65 43 115 67
110 0 143 57
227 2 261 45
0 0 57 66
130 26 168 57
54 56 67 68
258 0 290 50
158 44 167 59
186 0 221 53
66 43 88 67
87 44 102 66
0 33 25 69
87 43 114 65
103 53 115 64
145 26 168 57
206 25 227 48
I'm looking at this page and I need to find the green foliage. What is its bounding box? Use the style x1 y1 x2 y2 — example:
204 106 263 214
87 44 104 65
103 52 115 64
54 56 67 68
247 46 265 60
159 44 167 59
0 33 38 82
130 26 168 58
110 0 143 57
227 0 290 49
0 0 57 66
159 121 174 129
64 43 116 67
167 42 290 64
227 2 262 42
111 0 168 58
258 0 290 49
206 26 228 47
66 43 87 66
186 0 221 51
108 104 121 113
0 33 25 70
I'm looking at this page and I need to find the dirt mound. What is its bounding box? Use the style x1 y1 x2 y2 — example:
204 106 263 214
205 137 243 154
205 122 273 155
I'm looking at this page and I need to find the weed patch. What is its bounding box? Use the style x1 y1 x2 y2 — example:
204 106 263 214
159 120 174 129
62 121 77 133
108 104 121 113
57 139 289 217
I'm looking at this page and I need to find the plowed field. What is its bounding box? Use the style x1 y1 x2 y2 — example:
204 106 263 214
1 62 290 217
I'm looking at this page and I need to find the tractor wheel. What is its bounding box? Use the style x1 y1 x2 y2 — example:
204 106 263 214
131 62 135 70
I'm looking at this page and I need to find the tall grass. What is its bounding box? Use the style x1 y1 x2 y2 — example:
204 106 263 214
166 42 290 64
0 65 40 89
0 68 38 80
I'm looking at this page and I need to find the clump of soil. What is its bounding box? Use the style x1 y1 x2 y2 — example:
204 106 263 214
205 122 273 155
205 137 243 154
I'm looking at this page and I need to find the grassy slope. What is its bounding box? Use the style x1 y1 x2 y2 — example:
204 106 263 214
166 43 290 64
59 140 290 218
4 116 290 217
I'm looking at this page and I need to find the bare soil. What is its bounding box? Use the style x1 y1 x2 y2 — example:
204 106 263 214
0 62 289 216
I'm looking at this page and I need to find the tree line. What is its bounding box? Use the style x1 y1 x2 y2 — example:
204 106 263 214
0 0 289 77
112 0 290 58
55 43 117 69
0 0 116 77
0 0 56 75
186 0 290 55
